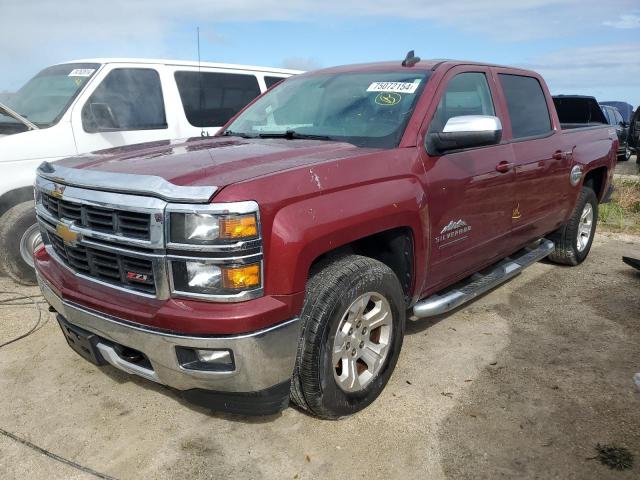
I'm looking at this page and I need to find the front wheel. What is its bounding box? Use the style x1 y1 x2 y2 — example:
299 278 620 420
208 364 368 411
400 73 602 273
547 186 598 266
0 201 42 285
290 255 406 419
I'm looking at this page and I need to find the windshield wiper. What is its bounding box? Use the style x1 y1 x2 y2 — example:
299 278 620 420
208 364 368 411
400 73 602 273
221 130 255 138
258 130 332 141
0 102 38 130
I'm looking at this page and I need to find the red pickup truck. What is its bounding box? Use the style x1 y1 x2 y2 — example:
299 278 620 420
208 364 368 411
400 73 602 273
34 56 617 418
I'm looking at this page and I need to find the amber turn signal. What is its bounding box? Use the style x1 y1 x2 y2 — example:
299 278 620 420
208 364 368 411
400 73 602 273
222 264 261 290
219 215 258 240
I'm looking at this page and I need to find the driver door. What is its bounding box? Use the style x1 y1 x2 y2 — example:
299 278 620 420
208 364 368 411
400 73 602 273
72 65 177 154
420 67 517 293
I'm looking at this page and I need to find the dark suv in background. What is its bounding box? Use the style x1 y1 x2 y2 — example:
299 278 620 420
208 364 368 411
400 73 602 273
601 104 631 161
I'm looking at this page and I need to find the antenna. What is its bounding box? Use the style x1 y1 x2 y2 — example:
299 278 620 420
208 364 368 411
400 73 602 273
197 26 208 137
402 50 421 67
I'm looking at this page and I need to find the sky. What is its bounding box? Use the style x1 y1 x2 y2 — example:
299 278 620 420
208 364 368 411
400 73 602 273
1 0 639 107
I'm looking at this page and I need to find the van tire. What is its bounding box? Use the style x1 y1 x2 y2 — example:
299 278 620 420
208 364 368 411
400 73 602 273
0 201 41 285
290 255 406 419
547 186 598 266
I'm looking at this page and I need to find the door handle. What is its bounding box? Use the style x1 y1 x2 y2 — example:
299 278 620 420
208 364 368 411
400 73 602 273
552 150 573 160
495 161 514 173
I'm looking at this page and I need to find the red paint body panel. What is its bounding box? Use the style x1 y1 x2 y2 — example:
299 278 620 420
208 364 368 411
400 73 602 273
37 60 617 335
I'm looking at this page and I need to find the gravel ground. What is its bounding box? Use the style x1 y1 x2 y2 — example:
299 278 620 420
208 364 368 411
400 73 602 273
0 232 638 479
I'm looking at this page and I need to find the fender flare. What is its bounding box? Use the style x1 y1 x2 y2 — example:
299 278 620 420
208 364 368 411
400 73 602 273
264 178 429 295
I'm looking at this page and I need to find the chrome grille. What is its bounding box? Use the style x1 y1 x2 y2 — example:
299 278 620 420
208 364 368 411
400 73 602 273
49 233 156 294
42 193 151 240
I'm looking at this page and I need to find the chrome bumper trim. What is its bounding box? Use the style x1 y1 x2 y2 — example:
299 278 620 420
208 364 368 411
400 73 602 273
38 275 301 393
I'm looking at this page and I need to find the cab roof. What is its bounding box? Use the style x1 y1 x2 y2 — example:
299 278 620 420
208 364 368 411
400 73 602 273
303 59 538 76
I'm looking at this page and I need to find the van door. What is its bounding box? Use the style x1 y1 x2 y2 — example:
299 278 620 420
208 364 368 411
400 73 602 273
71 65 176 154
172 69 262 138
420 68 517 292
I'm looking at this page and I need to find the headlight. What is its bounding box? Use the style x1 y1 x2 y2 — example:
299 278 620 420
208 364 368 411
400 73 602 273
166 201 263 301
169 212 258 244
171 260 261 296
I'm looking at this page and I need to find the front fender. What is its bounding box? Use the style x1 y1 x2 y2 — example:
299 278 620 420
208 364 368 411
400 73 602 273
265 177 429 295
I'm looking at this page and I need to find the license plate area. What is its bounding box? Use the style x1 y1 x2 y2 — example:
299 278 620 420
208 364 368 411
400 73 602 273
57 315 107 366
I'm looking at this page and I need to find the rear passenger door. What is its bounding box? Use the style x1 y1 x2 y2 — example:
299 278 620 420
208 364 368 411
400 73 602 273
173 70 262 137
421 67 517 292
494 71 571 244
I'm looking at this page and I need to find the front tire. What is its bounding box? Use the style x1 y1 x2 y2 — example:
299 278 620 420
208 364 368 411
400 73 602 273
0 201 41 285
291 255 406 419
547 186 598 266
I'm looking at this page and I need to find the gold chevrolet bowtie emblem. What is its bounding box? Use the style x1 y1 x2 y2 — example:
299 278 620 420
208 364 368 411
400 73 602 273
512 203 522 220
56 222 78 244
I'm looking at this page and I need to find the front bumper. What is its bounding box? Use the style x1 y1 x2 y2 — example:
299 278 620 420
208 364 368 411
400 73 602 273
39 275 301 413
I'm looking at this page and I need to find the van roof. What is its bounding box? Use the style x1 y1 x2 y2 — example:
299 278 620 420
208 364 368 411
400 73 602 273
58 58 303 75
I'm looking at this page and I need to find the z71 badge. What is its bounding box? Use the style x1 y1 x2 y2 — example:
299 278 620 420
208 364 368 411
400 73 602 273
435 219 471 246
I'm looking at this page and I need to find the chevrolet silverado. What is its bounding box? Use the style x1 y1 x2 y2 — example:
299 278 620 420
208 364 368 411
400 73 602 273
34 55 617 418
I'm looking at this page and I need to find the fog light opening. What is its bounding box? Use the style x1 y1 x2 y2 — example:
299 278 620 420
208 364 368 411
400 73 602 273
176 346 235 372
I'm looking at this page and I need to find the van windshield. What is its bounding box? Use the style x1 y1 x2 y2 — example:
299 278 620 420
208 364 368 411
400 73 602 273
0 63 100 129
223 71 430 148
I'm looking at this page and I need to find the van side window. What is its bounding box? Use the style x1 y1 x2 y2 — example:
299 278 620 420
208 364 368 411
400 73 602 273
499 74 551 139
175 72 261 127
264 76 286 89
428 72 495 133
82 68 166 132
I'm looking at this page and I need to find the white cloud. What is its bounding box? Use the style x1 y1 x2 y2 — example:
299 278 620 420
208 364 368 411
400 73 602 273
522 44 640 106
281 56 322 71
603 13 640 29
2 0 639 102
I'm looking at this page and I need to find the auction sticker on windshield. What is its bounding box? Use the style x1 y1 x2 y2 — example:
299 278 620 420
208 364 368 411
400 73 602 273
68 69 95 77
367 80 420 94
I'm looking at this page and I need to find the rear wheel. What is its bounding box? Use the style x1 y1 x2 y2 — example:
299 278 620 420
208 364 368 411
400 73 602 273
547 186 598 266
290 255 406 419
619 146 631 161
0 201 41 285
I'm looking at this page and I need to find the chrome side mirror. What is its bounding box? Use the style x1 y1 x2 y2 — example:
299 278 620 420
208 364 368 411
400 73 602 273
427 115 502 155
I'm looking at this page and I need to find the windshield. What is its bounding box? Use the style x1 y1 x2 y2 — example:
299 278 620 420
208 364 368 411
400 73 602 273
0 63 100 128
224 70 430 148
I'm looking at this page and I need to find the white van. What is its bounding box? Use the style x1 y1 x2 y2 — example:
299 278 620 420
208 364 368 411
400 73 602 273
0 58 300 284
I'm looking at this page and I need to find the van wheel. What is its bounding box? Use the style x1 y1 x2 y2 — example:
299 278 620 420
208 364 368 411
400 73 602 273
0 201 41 285
290 255 406 419
547 186 598 266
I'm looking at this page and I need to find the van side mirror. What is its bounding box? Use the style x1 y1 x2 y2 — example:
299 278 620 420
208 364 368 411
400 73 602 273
427 115 502 155
87 102 118 131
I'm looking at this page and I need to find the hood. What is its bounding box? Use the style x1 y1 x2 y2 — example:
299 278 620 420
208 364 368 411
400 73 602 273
56 136 379 190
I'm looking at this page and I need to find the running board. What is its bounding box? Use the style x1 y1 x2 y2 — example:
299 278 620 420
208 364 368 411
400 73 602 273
412 239 554 319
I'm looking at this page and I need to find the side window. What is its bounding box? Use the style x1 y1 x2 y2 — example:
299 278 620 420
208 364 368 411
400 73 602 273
174 72 261 127
498 74 551 139
264 76 286 89
82 68 166 132
613 109 624 125
602 107 612 125
429 72 495 133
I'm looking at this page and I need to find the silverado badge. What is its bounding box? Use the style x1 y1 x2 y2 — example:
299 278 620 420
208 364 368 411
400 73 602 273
435 219 471 246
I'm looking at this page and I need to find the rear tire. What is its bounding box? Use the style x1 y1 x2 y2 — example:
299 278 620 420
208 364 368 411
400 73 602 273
618 146 631 161
547 186 598 266
291 255 406 419
0 201 41 285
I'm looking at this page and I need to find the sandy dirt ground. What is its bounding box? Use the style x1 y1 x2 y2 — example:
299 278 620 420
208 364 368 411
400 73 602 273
0 232 638 479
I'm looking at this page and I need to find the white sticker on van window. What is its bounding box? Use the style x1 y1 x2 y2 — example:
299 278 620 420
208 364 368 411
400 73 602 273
68 69 95 77
366 80 420 94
